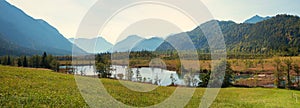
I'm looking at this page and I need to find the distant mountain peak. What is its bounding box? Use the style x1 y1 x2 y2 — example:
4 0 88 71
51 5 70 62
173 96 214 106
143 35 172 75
244 15 271 24
149 37 163 40
126 35 143 40
68 37 113 53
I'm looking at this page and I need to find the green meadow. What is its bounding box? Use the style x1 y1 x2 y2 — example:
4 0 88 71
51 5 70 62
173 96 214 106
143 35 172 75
0 65 299 108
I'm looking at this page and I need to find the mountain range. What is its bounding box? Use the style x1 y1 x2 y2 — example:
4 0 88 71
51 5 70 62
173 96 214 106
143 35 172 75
70 14 300 55
0 0 85 56
1 0 300 56
157 14 300 55
83 14 299 56
69 35 164 53
69 37 113 54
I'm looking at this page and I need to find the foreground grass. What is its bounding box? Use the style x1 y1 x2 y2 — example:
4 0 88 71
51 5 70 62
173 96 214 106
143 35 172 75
0 66 88 107
0 65 300 107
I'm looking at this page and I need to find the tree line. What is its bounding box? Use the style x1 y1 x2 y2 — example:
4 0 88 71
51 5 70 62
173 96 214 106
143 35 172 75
0 52 60 71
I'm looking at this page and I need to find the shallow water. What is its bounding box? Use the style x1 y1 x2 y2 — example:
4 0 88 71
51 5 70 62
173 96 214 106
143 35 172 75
61 65 200 86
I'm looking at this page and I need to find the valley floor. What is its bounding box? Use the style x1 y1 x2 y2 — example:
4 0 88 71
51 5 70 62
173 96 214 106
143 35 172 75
0 65 299 108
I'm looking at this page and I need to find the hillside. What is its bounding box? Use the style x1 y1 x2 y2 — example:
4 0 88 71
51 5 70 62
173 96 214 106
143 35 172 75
158 15 300 55
0 66 299 107
0 1 85 55
0 33 42 56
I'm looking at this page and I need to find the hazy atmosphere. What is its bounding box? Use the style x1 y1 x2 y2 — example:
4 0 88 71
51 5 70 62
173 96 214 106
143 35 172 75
1 0 300 107
7 0 300 44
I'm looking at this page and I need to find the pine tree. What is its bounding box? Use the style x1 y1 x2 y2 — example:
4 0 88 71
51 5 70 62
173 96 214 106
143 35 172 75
294 64 300 86
41 52 51 68
7 56 11 65
23 56 28 67
283 58 293 88
273 57 282 88
17 58 22 67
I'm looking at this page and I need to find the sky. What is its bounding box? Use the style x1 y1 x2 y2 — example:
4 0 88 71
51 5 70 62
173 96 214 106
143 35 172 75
6 0 300 44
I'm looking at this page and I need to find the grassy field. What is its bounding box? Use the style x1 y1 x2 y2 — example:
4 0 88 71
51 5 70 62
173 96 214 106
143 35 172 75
0 65 300 107
0 66 88 107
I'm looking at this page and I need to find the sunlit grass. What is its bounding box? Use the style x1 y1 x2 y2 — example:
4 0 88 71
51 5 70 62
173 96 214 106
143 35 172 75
0 65 88 107
0 65 299 107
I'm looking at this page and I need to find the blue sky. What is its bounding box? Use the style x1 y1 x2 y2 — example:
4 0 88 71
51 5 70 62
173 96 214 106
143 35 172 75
6 0 300 44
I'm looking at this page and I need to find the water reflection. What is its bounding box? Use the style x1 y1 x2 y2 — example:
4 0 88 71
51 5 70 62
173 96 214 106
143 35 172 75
62 65 200 86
